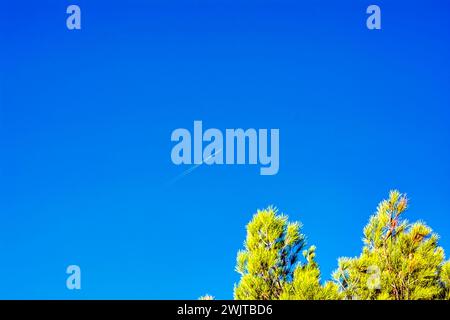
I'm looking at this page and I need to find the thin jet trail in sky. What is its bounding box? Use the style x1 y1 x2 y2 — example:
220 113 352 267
166 149 223 186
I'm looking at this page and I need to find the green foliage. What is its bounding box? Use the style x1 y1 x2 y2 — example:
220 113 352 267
234 207 340 300
280 246 341 300
440 261 450 299
334 190 450 300
205 190 449 300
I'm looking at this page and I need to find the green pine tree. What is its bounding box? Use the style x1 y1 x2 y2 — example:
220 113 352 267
234 207 340 300
441 261 450 299
334 190 450 300
280 246 341 300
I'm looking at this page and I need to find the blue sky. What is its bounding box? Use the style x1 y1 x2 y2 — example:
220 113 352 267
1 0 450 299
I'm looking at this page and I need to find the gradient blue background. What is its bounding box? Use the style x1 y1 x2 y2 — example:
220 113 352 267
1 0 449 299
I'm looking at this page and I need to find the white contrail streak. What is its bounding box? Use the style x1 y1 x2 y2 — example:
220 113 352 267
166 149 223 186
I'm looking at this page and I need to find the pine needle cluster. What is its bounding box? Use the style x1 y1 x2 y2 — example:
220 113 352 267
231 191 450 300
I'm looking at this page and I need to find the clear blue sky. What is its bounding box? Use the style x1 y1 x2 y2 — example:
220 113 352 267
1 0 450 299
